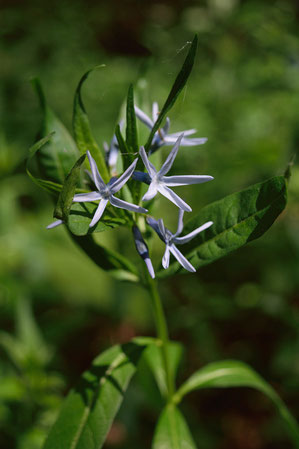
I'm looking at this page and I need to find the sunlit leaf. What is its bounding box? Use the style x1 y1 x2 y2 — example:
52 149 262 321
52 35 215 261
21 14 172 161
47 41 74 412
158 176 287 277
145 35 198 151
54 154 86 222
73 67 109 183
175 360 299 447
32 78 79 183
153 404 197 449
43 341 146 449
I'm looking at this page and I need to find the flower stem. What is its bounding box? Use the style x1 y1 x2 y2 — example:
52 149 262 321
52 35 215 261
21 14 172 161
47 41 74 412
146 274 175 400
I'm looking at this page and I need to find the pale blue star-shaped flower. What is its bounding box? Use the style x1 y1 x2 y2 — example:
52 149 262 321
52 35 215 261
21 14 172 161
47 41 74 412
147 210 213 272
136 135 213 212
73 151 148 228
135 102 207 154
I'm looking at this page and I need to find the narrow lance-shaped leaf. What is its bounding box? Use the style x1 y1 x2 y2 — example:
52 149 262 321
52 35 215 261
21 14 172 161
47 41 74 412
125 84 138 168
153 404 197 449
158 176 287 278
145 35 198 151
73 67 110 183
70 234 139 283
32 78 79 183
174 360 299 448
43 341 146 449
26 134 63 196
54 154 86 222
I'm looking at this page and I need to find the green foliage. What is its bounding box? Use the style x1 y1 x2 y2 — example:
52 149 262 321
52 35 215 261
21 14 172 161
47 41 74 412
158 176 287 277
153 404 197 449
32 79 79 183
43 341 145 449
125 84 138 168
175 360 299 447
72 67 109 183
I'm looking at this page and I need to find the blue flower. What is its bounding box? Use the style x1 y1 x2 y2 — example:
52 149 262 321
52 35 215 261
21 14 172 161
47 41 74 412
132 225 155 279
138 135 213 212
73 151 148 228
135 102 207 154
147 210 213 272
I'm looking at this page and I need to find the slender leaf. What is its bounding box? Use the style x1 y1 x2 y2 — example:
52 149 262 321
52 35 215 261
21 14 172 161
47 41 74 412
144 341 183 397
125 84 138 168
158 176 287 278
153 404 197 449
174 360 299 447
70 234 139 282
54 154 86 222
43 341 146 449
32 79 79 183
27 134 63 196
73 67 109 183
145 35 198 151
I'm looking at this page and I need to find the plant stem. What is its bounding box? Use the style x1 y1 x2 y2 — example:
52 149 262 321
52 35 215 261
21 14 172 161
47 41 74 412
146 274 175 400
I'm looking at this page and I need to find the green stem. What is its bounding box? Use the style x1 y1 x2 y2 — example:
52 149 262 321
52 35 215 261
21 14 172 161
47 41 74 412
146 273 175 400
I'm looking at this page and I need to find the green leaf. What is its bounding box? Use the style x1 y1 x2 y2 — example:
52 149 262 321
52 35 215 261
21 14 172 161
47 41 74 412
73 67 109 183
158 176 287 278
32 78 79 183
67 202 127 236
125 84 138 168
54 154 86 222
145 35 198 151
174 360 299 447
43 341 146 449
26 134 63 196
70 234 139 282
144 341 183 397
153 404 197 449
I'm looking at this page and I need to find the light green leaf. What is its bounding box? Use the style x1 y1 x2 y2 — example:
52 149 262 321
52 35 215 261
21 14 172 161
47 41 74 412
145 35 198 151
72 67 109 183
153 404 197 449
43 341 146 449
158 176 287 278
32 79 79 183
174 360 299 447
70 234 139 282
144 341 183 397
54 154 86 222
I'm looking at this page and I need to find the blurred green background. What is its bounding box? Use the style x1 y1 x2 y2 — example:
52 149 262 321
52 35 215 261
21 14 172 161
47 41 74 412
1 0 299 448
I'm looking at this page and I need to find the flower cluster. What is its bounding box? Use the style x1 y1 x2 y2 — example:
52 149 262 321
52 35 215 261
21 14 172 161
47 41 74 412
48 103 213 278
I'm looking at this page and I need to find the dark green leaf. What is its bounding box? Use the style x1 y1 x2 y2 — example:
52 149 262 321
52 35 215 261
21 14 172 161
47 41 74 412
54 154 86 222
43 341 146 449
71 234 139 282
26 134 63 196
145 36 198 151
174 360 299 447
73 67 109 183
32 78 79 184
67 202 127 236
144 341 183 397
153 404 197 449
125 84 138 169
158 176 287 278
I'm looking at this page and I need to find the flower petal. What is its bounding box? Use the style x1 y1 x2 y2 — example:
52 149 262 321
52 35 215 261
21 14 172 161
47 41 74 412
174 209 184 237
135 105 154 129
163 175 213 186
109 158 138 194
142 182 158 202
169 129 197 137
164 136 207 146
169 244 196 272
73 191 102 202
162 246 170 269
139 146 157 178
173 221 213 245
110 196 148 214
132 171 151 184
152 102 159 123
87 151 107 192
47 219 63 229
89 199 108 227
157 184 192 212
145 257 155 278
159 134 183 176
146 216 166 242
